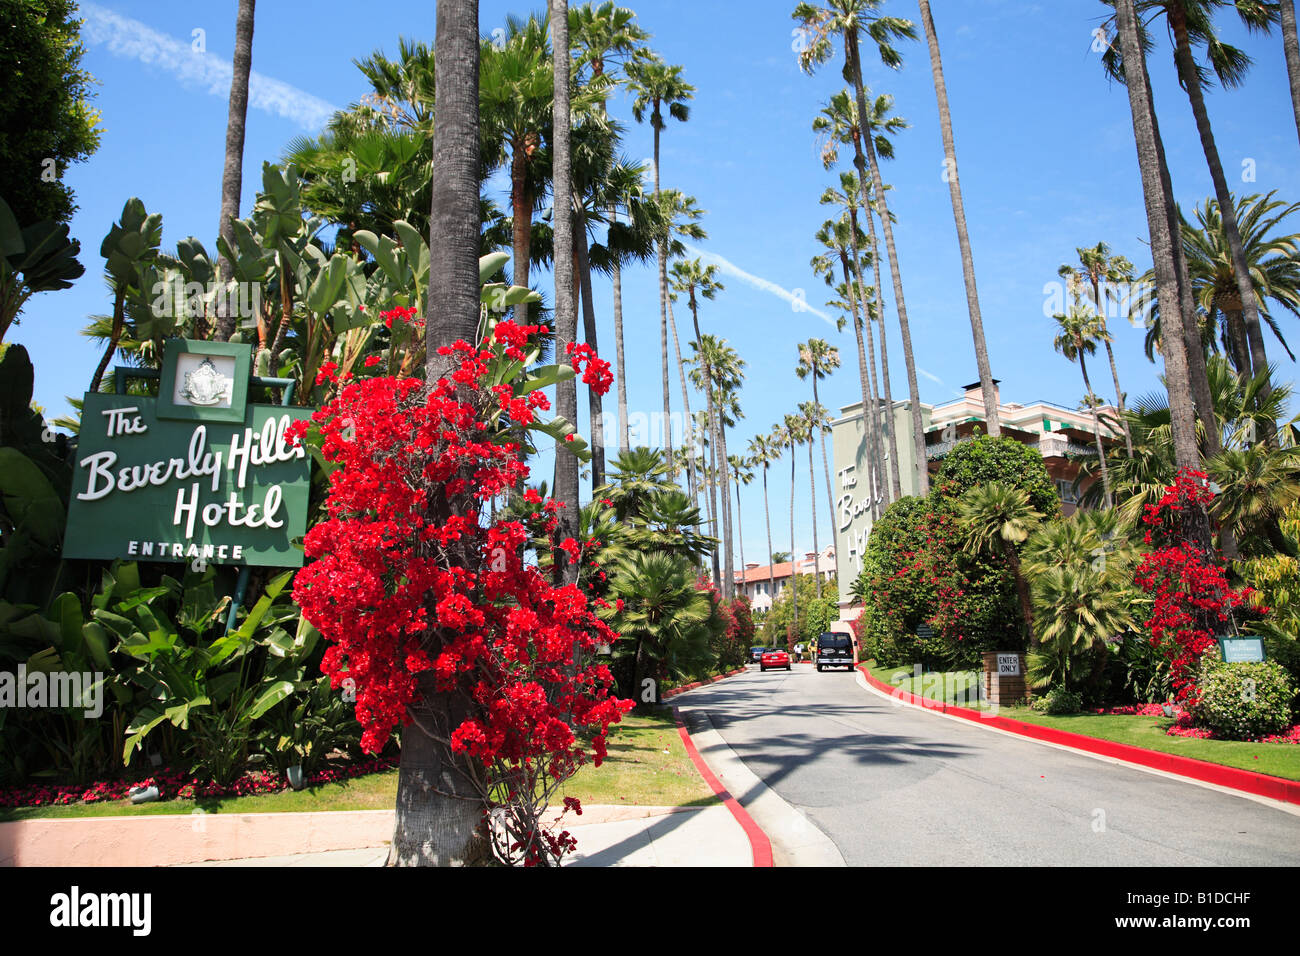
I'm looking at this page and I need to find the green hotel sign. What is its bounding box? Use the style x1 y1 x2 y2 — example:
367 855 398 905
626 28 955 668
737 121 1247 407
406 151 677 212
63 340 313 568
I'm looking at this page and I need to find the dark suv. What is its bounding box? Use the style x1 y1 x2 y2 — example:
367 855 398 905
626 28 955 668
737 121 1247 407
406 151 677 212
815 632 854 672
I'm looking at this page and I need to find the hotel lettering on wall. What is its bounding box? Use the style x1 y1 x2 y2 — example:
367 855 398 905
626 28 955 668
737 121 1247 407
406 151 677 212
63 340 313 567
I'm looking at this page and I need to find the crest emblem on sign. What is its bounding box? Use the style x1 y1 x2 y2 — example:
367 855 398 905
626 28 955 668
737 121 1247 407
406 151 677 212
180 357 231 406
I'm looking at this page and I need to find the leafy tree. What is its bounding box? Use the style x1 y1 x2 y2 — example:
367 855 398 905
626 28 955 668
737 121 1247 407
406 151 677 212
763 573 839 646
930 433 1061 520
0 0 102 227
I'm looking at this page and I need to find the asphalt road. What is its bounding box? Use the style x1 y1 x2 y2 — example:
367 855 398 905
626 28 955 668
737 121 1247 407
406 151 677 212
675 664 1300 866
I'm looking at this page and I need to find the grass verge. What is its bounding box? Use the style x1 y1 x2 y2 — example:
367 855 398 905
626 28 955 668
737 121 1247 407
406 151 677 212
0 711 717 822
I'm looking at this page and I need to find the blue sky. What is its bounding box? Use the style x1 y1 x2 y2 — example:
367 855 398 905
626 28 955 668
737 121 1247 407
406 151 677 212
14 0 1300 568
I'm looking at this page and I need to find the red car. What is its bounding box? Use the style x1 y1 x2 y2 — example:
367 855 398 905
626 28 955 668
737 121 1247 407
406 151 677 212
760 647 791 672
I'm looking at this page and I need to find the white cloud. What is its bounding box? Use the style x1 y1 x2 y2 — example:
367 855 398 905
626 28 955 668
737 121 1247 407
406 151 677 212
680 243 837 328
82 4 337 130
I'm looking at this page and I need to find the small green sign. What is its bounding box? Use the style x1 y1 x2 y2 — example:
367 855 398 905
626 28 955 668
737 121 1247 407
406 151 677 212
1218 637 1266 664
63 342 313 568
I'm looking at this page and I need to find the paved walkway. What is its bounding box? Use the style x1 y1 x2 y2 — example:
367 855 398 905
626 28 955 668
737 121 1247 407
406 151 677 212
3 802 753 868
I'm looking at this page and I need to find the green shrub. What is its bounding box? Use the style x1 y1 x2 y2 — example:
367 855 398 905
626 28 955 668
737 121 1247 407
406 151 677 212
1030 687 1083 715
930 434 1062 520
1192 660 1296 740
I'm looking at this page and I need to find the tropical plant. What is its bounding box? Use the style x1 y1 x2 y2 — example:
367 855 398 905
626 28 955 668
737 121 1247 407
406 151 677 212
958 482 1046 643
1052 297 1115 507
0 196 85 345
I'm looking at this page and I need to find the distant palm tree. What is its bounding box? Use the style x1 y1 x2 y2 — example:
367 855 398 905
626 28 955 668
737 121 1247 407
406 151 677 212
782 414 810 635
1052 301 1114 507
797 339 841 583
798 400 831 600
748 433 781 605
729 453 755 573
794 0 929 493
1060 242 1136 456
627 54 694 460
216 0 255 342
690 335 744 599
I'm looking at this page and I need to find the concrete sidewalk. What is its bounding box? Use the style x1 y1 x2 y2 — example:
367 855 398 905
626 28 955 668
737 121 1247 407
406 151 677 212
4 803 754 867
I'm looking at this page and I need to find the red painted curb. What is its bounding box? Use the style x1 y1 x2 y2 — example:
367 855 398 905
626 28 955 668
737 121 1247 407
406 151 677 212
856 665 1300 806
661 667 747 700
672 707 774 868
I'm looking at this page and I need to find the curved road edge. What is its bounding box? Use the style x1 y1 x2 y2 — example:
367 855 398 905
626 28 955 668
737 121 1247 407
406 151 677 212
673 697 846 867
853 665 1300 817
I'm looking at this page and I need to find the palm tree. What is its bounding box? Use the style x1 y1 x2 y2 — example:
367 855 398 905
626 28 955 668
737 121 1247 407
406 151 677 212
672 259 730 593
627 54 694 460
748 433 781 607
1207 445 1300 558
798 400 830 600
1052 301 1114 508
1028 565 1140 693
1284 0 1300 146
215 0 255 343
782 414 809 637
917 0 999 436
707 342 747 599
480 12 553 327
570 3 649 456
729 453 755 573
796 339 841 582
1060 243 1136 456
958 482 1045 646
1107 0 1205 494
793 0 929 494
812 89 908 500
656 192 707 486
392 0 487 869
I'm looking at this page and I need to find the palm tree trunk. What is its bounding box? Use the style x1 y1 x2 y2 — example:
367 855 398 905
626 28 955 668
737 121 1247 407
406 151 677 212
1169 6 1272 440
845 223 888 514
215 0 255 343
717 410 735 600
812 376 837 583
762 466 777 614
1004 546 1035 647
918 0 999 437
390 0 490 869
1284 0 1300 148
550 0 579 583
846 31 927 496
90 287 127 393
789 445 799 641
1079 352 1113 508
510 146 534 325
841 254 882 522
732 465 746 573
613 252 629 453
1094 277 1134 457
866 205 903 500
653 123 674 468
575 213 605 491
667 296 697 502
806 432 821 601
268 250 294 367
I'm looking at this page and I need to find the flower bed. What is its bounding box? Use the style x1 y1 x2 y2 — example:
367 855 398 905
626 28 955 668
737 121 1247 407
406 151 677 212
0 756 398 810
1091 703 1300 744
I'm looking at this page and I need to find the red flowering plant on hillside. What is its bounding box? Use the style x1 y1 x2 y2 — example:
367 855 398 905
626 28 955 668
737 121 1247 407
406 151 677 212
288 321 630 866
1133 468 1258 707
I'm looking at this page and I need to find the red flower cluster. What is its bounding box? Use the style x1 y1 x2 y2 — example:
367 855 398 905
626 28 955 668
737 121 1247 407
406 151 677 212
290 337 630 865
1134 468 1254 706
382 305 423 330
565 342 613 395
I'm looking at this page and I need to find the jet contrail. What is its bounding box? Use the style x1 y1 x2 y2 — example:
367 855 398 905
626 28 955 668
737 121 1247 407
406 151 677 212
681 243 837 328
82 4 338 130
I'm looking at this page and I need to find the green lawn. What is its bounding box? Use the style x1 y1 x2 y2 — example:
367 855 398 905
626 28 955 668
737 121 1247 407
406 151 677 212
0 711 716 822
862 660 1300 782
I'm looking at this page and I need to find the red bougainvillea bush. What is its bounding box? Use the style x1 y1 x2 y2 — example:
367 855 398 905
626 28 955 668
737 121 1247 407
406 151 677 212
289 322 631 866
1134 468 1258 708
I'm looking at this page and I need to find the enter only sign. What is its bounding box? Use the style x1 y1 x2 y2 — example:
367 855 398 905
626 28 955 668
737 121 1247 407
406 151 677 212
997 654 1021 676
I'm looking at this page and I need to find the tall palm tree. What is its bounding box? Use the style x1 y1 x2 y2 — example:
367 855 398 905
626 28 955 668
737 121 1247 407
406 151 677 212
1108 0 1204 492
673 259 731 594
796 339 841 581
798 400 830 600
655 192 707 488
748 433 781 608
708 343 746 599
627 54 694 460
782 414 809 638
480 12 553 327
813 89 909 499
729 453 755 573
570 3 649 455
1053 302 1115 508
1284 0 1300 146
1060 242 1136 456
216 0 255 343
917 0 999 436
392 0 487 869
793 0 929 494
